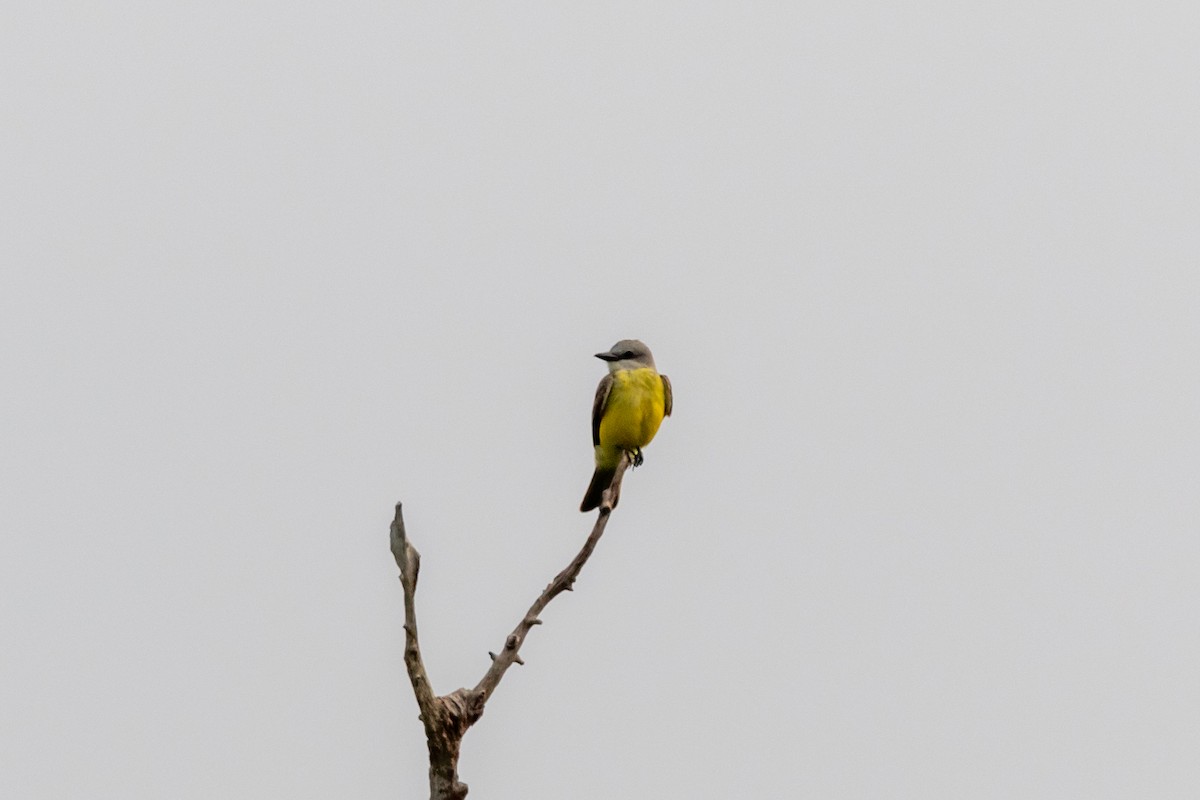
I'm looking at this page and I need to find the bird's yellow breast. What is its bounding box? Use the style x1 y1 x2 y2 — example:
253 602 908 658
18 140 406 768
598 368 666 452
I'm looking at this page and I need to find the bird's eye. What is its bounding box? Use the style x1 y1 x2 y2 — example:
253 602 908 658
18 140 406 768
622 351 635 359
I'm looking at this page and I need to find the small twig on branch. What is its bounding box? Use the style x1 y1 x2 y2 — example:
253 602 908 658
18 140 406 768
392 456 631 800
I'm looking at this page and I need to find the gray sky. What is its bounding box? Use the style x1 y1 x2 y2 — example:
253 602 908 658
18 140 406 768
3 2 1198 798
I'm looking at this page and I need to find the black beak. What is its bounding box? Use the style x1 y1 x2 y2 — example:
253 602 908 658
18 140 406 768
595 351 619 361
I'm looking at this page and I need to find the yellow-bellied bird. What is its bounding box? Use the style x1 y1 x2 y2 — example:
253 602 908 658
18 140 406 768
580 339 672 512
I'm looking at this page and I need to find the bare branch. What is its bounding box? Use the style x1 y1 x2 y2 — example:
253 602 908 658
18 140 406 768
473 456 629 700
390 503 437 722
392 504 473 800
392 454 632 799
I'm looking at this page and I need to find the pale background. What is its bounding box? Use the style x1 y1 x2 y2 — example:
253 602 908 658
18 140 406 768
3 3 1198 798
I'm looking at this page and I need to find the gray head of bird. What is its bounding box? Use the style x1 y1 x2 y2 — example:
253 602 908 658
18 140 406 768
595 339 656 372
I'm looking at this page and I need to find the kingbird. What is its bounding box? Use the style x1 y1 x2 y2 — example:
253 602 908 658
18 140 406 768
580 339 672 512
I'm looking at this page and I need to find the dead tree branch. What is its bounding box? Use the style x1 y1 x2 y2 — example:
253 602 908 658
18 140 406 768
391 457 631 800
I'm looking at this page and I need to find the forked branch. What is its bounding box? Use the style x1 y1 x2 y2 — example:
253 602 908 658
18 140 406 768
391 457 631 800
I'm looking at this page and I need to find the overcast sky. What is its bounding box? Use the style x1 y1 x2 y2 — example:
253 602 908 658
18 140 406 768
3 3 1199 798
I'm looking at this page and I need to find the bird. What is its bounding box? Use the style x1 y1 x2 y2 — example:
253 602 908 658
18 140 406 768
580 339 672 512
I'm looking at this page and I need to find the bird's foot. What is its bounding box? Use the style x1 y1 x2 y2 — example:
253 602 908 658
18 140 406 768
631 448 644 468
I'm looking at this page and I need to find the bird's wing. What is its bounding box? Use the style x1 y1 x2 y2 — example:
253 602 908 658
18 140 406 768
591 373 614 446
661 374 673 417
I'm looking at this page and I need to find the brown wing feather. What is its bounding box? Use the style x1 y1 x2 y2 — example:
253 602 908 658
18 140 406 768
591 373 614 446
661 374 673 416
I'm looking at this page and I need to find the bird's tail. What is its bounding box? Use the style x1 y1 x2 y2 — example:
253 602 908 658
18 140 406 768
580 465 619 512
